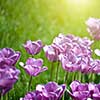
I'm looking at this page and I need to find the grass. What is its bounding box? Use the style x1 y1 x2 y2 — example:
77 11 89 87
0 0 100 99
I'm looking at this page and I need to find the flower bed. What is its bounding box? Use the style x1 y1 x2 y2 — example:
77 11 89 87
0 18 100 100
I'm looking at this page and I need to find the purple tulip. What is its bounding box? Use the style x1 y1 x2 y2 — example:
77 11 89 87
68 81 100 100
23 40 43 55
59 53 81 72
20 91 47 100
86 17 100 40
52 34 93 55
92 84 100 100
0 65 20 95
91 60 100 73
21 58 48 76
59 51 94 73
68 81 90 100
79 56 93 74
52 34 74 54
54 34 94 73
43 45 59 62
53 34 93 58
20 82 66 100
0 48 20 66
43 34 93 73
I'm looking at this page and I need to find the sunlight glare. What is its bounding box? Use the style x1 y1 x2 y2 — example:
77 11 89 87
67 0 90 6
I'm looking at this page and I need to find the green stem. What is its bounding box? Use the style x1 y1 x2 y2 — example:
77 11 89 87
62 93 64 100
0 95 3 100
0 94 1 100
55 61 60 82
5 93 8 100
89 73 92 82
92 73 95 82
31 55 34 58
78 72 82 82
81 73 84 83
64 72 68 83
84 74 89 82
5 93 9 100
50 62 54 81
72 72 76 81
28 76 33 91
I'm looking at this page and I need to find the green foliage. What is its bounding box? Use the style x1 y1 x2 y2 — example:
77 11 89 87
0 0 100 99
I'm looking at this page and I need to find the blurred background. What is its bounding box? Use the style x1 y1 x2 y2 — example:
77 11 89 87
0 0 100 49
0 0 100 99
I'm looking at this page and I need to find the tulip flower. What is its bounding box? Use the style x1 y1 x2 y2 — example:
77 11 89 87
86 17 100 40
23 40 43 55
91 59 100 74
21 58 48 76
43 45 59 62
55 34 93 73
68 81 90 100
92 84 100 100
0 65 20 95
52 34 93 55
0 48 20 66
20 82 66 100
68 81 100 100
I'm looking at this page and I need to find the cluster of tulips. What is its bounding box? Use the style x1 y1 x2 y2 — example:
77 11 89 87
1 17 100 100
0 48 20 96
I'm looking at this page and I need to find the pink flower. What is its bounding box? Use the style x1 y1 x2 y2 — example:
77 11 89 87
86 17 100 40
23 40 43 55
0 48 20 66
68 81 100 100
43 45 59 62
0 65 20 95
20 82 66 100
56 34 93 73
21 58 48 76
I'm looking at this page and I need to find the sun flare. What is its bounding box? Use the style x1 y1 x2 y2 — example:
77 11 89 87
66 0 90 6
